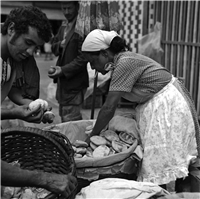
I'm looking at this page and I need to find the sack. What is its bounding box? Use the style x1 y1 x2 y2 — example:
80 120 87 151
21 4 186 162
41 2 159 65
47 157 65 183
138 22 164 64
75 178 169 199
109 115 140 140
47 81 56 101
44 119 142 181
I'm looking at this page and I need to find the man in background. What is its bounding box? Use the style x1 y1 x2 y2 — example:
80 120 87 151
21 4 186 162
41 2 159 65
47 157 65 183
50 1 89 122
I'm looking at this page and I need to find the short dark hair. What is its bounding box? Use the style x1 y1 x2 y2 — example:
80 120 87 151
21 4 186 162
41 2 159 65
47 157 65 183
1 6 52 43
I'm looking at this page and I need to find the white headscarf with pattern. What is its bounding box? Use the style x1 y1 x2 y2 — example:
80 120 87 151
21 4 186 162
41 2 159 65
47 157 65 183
82 29 120 52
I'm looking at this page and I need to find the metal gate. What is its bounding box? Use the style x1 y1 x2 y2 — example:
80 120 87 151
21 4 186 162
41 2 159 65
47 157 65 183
152 1 200 117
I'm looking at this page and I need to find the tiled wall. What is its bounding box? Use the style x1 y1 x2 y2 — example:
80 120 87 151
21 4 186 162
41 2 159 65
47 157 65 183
118 0 155 52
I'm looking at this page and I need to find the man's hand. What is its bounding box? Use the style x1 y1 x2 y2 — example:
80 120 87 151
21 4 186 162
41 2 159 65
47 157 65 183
14 104 44 123
43 173 77 198
48 66 62 79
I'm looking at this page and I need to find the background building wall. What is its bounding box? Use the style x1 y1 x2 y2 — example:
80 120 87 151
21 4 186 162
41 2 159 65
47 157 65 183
1 1 63 36
1 1 65 20
118 1 155 52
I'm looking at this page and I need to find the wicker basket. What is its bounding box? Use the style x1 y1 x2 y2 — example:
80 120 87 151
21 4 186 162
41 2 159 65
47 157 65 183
1 126 77 199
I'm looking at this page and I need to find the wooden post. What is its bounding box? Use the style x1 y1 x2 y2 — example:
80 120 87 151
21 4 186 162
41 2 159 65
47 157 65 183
90 70 98 119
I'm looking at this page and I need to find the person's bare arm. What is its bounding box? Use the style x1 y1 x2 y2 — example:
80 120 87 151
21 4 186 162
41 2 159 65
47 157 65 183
8 87 33 106
1 104 43 123
1 161 77 197
1 161 44 187
89 91 123 138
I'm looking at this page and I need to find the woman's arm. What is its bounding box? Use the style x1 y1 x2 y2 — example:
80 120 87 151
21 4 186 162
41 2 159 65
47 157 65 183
1 160 77 197
90 91 123 137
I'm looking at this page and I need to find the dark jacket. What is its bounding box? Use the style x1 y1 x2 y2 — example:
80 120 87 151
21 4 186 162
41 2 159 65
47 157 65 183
51 22 89 105
11 56 40 100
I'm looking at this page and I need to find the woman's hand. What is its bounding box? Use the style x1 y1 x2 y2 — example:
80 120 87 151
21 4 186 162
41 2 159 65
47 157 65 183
85 125 93 135
85 125 93 144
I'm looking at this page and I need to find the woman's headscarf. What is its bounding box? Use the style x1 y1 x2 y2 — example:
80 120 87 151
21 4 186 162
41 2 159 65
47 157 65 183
82 29 120 52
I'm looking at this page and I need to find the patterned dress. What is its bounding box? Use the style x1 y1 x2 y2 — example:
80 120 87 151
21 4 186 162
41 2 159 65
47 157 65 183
110 52 198 185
